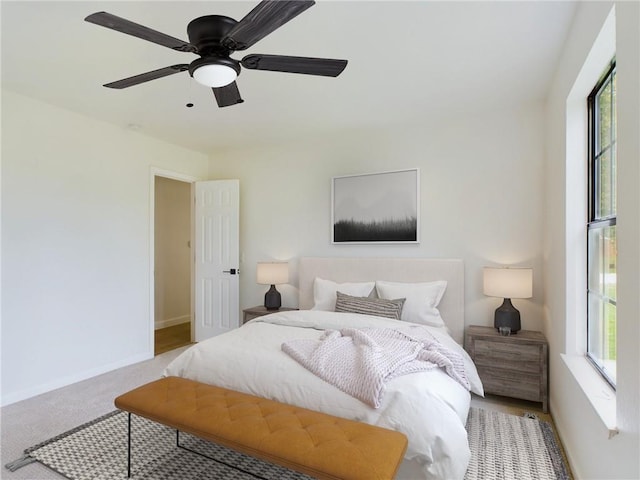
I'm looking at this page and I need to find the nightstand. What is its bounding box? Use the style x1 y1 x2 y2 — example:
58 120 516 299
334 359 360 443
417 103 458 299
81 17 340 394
242 306 298 324
465 325 548 412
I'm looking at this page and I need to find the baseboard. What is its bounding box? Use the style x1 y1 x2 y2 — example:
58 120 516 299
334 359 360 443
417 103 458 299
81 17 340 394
0 351 153 407
155 315 191 330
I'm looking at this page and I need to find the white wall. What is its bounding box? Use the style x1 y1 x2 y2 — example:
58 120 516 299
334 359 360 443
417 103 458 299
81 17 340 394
545 1 640 478
154 177 191 329
1 91 208 405
208 103 546 331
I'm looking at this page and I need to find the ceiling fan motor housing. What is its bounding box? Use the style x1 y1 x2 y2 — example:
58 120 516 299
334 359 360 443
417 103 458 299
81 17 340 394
187 15 237 56
187 15 242 80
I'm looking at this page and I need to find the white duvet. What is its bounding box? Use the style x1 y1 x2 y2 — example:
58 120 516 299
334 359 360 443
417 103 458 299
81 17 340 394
163 310 483 480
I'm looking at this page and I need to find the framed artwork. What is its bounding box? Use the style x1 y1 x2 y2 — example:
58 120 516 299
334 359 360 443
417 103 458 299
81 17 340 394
332 168 419 244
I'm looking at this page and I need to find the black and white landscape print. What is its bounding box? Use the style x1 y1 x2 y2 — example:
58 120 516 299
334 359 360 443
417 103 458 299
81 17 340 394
332 169 419 243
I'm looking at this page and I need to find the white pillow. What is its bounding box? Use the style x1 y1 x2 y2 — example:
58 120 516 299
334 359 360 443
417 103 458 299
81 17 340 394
375 280 448 327
312 278 375 311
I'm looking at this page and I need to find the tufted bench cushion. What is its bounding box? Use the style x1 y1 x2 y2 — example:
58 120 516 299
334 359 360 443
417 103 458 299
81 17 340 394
115 376 408 480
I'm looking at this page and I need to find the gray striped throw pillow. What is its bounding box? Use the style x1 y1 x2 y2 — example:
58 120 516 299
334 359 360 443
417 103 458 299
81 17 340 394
335 291 405 320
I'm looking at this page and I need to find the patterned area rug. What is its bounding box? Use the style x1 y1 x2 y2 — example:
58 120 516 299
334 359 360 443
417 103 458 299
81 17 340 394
6 407 570 480
465 408 570 480
6 411 311 480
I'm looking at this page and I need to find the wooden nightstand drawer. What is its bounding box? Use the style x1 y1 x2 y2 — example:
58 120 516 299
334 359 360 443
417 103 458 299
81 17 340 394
473 340 542 373
465 325 548 412
477 366 542 402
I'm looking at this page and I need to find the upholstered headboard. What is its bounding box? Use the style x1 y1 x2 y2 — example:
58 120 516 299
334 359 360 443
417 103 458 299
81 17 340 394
298 257 465 344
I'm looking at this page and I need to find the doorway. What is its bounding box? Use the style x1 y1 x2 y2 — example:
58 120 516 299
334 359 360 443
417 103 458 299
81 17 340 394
153 175 192 355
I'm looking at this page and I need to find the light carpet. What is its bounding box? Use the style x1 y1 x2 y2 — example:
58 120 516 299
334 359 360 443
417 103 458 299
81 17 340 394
6 407 570 480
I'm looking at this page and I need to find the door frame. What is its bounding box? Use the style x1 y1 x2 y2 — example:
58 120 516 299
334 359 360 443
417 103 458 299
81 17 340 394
149 167 200 355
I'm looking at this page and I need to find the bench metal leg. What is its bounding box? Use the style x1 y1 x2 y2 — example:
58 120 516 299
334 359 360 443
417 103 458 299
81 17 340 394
126 414 269 480
176 431 268 480
127 412 132 478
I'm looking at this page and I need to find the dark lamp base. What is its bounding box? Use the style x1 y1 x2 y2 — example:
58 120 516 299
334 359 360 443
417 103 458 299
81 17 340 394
494 298 521 334
264 285 281 310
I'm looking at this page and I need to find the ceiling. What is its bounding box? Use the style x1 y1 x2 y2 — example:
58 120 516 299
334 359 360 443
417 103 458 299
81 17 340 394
1 1 577 154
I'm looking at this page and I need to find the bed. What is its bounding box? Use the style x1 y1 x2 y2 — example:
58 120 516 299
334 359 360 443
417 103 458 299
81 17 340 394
164 257 483 479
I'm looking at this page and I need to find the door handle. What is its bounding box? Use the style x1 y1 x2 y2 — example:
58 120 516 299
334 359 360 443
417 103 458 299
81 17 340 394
223 268 239 275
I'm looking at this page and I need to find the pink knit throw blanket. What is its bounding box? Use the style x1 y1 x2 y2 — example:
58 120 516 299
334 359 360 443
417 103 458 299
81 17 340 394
282 326 470 408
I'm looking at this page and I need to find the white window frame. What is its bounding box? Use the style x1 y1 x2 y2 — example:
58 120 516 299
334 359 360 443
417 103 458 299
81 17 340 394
586 60 617 388
560 6 618 435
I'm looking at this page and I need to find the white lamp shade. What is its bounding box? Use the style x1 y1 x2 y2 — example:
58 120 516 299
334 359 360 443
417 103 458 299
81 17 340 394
256 262 289 285
192 64 237 88
483 267 533 299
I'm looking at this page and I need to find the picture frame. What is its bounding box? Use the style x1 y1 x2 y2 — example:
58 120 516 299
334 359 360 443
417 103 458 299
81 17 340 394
332 168 420 244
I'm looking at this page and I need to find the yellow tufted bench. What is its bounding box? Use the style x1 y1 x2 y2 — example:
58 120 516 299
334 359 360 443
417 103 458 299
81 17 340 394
115 376 408 480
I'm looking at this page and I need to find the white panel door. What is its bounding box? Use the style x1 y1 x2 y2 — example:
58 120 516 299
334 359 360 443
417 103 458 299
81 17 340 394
194 180 240 341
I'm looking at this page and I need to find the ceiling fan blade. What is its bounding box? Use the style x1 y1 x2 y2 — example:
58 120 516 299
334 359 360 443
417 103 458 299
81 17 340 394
241 54 347 77
85 12 197 53
104 65 189 89
222 0 315 51
212 82 244 108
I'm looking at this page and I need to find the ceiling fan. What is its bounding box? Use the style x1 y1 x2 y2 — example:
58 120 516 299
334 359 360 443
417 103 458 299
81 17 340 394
85 0 348 108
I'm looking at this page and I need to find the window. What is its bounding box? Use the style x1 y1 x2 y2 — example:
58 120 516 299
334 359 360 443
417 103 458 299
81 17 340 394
587 60 617 387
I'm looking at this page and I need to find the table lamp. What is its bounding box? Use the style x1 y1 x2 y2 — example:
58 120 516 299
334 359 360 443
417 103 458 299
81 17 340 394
257 262 289 310
483 267 533 334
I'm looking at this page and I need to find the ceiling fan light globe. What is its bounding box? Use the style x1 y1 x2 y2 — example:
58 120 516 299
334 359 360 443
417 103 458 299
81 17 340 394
193 64 237 88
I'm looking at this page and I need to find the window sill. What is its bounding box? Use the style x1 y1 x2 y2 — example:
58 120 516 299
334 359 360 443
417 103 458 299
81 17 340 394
561 353 619 438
